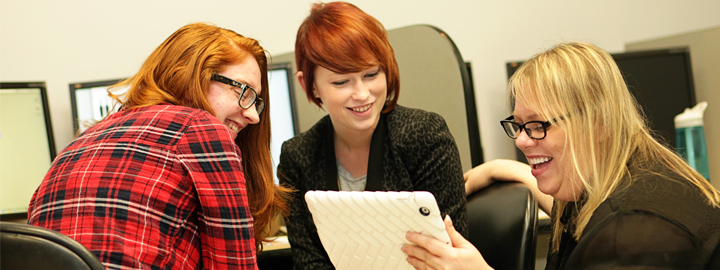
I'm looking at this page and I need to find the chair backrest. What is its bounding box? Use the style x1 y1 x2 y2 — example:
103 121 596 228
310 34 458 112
0 221 106 270
466 181 538 270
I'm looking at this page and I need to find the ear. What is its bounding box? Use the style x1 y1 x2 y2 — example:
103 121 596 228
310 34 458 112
298 71 320 98
297 71 309 92
297 71 305 91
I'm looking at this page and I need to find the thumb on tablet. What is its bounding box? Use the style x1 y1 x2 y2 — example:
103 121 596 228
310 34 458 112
444 215 471 248
443 215 494 269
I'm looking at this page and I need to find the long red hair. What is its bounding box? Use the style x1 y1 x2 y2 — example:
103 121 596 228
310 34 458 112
295 1 400 112
111 22 289 250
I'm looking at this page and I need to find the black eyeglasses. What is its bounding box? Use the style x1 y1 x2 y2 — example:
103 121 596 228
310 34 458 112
500 116 552 140
211 73 264 114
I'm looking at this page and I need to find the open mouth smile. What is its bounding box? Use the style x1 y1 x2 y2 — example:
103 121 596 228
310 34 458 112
349 104 372 112
226 120 242 133
528 156 553 169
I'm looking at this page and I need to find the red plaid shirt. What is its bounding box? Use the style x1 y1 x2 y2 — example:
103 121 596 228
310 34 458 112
28 104 257 270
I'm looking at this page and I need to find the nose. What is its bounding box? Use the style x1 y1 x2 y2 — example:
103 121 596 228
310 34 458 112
352 80 370 101
514 128 536 149
242 106 260 125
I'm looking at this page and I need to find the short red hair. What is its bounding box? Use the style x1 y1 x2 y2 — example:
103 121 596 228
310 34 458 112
295 1 400 112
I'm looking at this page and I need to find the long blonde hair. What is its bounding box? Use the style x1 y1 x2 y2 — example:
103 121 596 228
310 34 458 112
110 22 290 250
508 42 720 251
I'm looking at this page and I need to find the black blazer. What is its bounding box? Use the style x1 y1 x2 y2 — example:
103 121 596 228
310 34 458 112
278 105 468 269
547 164 720 269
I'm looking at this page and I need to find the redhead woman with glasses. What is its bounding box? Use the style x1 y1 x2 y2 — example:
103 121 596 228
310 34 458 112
28 22 289 270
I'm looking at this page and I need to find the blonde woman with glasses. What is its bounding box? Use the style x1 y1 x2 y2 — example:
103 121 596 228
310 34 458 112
403 42 720 270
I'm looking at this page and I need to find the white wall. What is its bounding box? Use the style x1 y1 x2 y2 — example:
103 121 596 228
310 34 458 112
2 0 720 162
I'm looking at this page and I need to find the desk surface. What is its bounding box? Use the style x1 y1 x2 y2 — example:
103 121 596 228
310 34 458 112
262 235 290 251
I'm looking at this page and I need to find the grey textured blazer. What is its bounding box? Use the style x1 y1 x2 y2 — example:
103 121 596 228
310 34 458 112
278 105 468 269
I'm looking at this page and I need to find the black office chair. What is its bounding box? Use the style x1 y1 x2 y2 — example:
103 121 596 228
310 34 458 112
257 247 293 270
466 181 538 270
0 221 106 270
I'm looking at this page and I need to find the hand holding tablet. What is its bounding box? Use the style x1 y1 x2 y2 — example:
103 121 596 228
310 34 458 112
305 190 450 270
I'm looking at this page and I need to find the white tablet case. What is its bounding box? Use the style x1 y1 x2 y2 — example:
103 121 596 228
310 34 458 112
305 190 451 270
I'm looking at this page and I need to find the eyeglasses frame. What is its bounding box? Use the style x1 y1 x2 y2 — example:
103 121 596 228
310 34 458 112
210 73 264 114
500 115 553 140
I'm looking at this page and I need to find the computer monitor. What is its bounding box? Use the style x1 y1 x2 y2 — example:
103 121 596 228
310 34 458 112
69 79 126 134
612 48 696 147
268 62 300 185
506 47 696 164
0 82 56 216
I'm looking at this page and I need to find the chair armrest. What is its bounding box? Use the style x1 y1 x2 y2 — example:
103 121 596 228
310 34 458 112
466 181 538 270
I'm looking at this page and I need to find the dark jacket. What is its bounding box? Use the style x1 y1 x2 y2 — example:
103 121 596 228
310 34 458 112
547 165 720 269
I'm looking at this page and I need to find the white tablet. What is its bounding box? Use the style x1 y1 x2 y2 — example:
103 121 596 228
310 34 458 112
305 190 451 270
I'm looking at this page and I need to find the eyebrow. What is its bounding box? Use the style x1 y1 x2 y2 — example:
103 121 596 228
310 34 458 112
232 76 261 94
512 113 544 123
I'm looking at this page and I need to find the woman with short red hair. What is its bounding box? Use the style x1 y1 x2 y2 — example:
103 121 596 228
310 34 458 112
278 2 468 269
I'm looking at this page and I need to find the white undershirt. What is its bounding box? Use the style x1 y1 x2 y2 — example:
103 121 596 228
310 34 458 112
336 159 367 191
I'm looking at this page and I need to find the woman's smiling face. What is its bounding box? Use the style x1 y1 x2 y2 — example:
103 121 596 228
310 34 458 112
206 56 262 139
311 65 387 134
513 98 582 201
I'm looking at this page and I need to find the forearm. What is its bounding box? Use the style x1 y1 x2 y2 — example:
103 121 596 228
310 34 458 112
491 160 552 214
465 159 553 214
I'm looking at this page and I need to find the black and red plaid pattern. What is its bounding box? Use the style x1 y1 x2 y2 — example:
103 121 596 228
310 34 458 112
28 104 257 270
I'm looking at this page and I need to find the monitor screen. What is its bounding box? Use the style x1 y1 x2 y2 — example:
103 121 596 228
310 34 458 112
506 47 696 164
268 63 300 185
0 82 56 215
612 48 696 147
69 79 127 134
